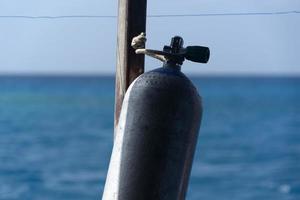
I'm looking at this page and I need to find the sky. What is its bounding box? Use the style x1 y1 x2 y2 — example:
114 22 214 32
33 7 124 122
0 0 299 75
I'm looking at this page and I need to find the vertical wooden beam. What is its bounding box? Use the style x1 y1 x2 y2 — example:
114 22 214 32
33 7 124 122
114 0 147 136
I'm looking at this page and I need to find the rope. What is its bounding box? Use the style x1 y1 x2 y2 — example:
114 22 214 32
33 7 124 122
131 33 166 62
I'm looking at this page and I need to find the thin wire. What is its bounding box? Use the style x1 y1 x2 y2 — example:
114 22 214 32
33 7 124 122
0 10 299 19
0 15 116 19
149 10 300 17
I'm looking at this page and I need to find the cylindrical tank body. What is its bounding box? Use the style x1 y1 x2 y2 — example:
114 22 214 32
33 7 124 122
102 65 202 200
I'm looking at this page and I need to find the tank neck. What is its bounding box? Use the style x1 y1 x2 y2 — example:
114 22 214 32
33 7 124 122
163 62 182 71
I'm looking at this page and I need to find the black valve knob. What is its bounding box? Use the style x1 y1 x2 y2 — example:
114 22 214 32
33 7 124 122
185 46 210 64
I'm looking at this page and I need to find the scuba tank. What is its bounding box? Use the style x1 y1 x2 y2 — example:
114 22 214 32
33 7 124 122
103 35 210 200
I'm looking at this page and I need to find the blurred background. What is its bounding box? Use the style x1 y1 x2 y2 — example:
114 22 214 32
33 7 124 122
0 0 299 199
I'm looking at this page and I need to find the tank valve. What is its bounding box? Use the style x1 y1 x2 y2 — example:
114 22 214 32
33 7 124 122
131 33 210 66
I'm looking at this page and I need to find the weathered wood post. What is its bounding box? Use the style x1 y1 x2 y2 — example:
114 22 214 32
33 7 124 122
114 0 147 137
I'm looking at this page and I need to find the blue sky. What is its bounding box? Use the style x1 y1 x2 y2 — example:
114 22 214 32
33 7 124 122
0 0 299 75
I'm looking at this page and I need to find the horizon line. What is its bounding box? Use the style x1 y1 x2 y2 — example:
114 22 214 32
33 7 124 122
0 72 299 78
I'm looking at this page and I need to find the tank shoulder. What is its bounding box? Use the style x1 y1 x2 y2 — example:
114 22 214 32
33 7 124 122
134 67 198 93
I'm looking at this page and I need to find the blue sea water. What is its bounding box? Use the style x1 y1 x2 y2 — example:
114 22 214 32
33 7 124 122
0 76 299 200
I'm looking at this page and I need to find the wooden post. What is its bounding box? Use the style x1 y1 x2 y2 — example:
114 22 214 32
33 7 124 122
114 0 147 137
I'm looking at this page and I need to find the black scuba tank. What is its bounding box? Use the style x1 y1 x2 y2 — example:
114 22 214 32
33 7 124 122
103 36 210 200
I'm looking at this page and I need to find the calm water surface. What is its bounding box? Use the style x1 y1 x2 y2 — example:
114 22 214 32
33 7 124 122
0 76 299 200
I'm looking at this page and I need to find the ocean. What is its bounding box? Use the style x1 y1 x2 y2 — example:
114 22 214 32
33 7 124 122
0 76 299 200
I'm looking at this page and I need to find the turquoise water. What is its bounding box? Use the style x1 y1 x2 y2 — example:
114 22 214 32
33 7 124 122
0 76 299 200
